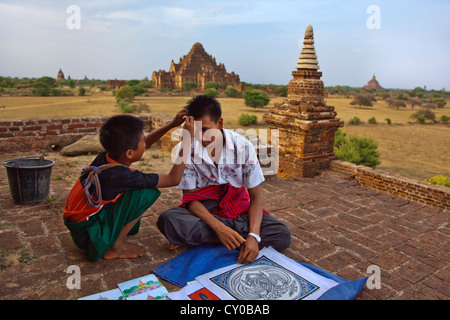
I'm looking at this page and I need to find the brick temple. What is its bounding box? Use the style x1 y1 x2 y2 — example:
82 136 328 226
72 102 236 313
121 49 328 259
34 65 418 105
362 74 383 91
263 25 344 178
152 42 240 90
56 68 65 81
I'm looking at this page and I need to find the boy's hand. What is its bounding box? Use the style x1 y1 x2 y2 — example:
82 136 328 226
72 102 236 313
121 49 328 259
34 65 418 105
170 109 189 128
237 236 259 264
214 223 246 251
183 115 195 139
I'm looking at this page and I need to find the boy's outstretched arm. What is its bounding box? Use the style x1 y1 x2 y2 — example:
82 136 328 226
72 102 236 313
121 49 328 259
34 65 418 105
145 109 189 148
156 115 194 188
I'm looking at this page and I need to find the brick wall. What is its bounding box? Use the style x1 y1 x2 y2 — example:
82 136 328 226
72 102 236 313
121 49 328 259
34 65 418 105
0 114 165 152
331 160 449 210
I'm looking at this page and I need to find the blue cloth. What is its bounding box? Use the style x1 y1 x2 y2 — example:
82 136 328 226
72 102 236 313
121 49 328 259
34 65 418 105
152 245 367 300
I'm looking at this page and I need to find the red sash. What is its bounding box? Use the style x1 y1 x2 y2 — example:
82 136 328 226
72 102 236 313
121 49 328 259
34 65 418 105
179 184 268 220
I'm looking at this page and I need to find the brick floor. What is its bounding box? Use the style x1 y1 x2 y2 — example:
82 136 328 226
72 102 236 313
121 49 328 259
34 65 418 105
0 151 448 300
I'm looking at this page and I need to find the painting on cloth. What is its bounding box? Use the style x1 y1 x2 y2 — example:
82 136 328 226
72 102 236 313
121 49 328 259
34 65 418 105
194 247 339 300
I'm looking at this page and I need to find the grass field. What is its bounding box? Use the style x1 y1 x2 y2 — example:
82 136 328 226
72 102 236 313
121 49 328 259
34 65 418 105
0 92 449 181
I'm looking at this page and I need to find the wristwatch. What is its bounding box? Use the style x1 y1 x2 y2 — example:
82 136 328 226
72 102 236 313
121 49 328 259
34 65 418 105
248 232 261 243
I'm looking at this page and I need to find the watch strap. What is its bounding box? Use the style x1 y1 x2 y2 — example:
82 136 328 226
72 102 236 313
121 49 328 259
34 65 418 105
248 232 261 243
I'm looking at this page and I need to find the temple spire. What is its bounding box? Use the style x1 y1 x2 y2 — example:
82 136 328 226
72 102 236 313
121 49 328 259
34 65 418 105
295 24 319 70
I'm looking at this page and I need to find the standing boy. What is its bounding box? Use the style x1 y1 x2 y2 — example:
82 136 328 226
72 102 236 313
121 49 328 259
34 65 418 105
64 111 194 261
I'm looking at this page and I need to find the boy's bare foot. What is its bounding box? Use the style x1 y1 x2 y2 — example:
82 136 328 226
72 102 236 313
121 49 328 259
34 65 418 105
168 243 183 250
103 242 148 260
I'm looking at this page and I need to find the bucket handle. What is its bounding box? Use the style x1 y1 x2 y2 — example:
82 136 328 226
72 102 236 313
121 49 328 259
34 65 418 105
9 156 46 168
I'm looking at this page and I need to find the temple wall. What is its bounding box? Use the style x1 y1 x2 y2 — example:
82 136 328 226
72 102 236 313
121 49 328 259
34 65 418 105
0 114 177 153
331 160 449 210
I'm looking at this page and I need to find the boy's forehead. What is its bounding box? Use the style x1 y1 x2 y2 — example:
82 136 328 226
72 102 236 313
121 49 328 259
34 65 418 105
194 115 217 127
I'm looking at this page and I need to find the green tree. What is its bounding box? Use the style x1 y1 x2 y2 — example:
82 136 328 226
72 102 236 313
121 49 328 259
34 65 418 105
36 76 56 88
138 80 153 88
131 85 146 96
387 99 407 110
183 81 198 91
205 82 219 90
278 85 288 97
32 81 50 96
68 80 75 88
243 89 270 108
78 87 86 96
432 97 447 108
350 95 373 108
238 113 257 126
126 79 140 86
204 88 219 97
411 109 436 122
115 85 135 102
224 86 241 98
334 129 381 168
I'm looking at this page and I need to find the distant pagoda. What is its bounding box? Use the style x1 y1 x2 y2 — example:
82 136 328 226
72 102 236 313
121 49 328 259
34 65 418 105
362 74 383 91
56 68 65 81
152 42 240 90
263 25 343 178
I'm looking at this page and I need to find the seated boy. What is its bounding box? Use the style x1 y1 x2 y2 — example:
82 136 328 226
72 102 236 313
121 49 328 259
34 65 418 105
63 111 194 261
157 95 291 264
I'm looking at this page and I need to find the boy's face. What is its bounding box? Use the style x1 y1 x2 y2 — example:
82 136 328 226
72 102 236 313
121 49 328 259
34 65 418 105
195 115 224 148
129 132 146 162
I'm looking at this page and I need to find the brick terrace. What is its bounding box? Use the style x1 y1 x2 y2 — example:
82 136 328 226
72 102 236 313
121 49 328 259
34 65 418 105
0 151 448 300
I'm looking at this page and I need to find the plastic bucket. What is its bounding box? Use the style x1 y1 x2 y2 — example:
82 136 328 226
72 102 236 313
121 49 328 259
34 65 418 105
2 156 55 205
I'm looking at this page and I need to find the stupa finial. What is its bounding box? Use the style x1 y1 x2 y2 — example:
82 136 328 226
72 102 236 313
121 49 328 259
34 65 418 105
295 24 319 70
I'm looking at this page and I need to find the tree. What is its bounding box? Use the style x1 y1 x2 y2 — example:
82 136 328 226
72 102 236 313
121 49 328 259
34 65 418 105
131 85 146 96
78 87 86 96
126 79 140 86
68 80 75 88
183 81 197 91
411 109 436 122
36 76 56 88
224 86 241 98
205 82 219 90
407 98 422 109
243 89 270 108
387 99 406 110
278 85 288 97
238 113 257 126
334 129 381 168
115 85 135 102
350 94 373 108
204 88 219 97
32 81 50 96
138 80 153 88
432 97 447 109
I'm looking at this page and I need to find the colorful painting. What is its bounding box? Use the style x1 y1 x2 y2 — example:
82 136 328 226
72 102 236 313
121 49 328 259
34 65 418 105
188 287 221 300
167 280 222 300
78 288 124 300
118 274 169 300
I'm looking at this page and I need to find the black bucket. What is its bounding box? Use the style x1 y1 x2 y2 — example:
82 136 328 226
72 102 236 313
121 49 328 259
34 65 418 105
2 156 55 205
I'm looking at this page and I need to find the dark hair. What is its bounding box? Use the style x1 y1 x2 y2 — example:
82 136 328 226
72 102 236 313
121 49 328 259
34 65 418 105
185 95 222 123
99 115 144 160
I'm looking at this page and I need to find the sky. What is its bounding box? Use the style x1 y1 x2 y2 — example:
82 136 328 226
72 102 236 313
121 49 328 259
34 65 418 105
0 0 449 90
